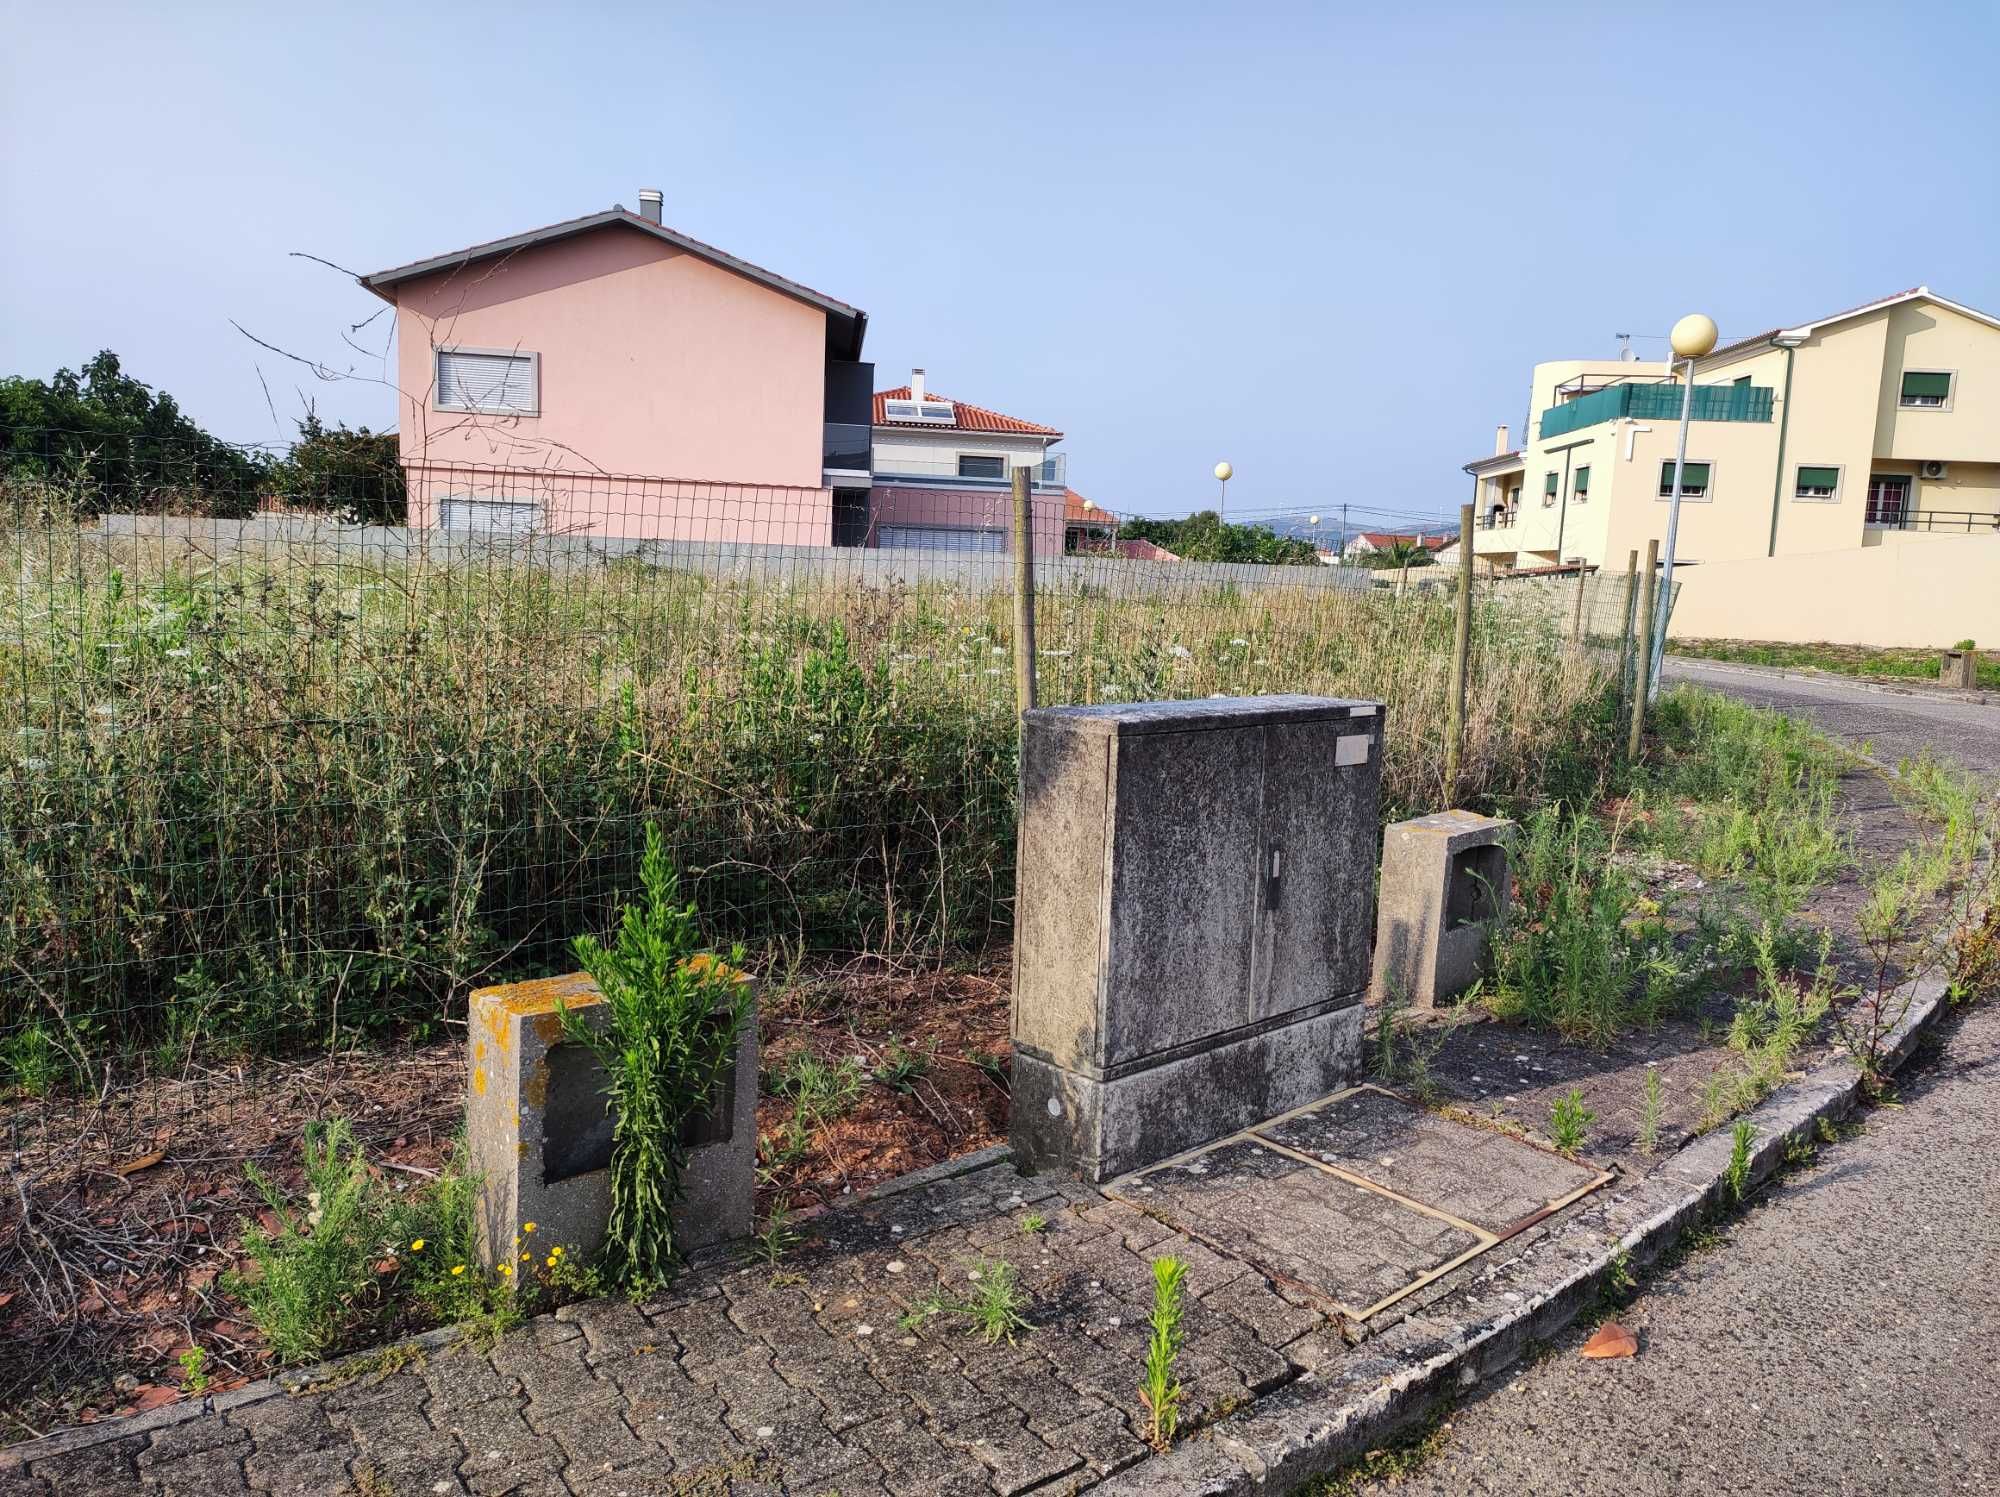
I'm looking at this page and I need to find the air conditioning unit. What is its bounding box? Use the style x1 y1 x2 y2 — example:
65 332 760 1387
1921 460 1949 480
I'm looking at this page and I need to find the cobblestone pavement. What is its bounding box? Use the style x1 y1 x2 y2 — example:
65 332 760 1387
1346 994 2000 1497
6 1164 1348 1496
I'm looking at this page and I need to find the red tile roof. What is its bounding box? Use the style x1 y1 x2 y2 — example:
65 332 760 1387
1354 531 1452 551
1114 538 1179 562
1063 488 1115 527
873 386 1063 438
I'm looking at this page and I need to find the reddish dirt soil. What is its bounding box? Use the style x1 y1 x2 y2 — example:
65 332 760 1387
0 955 1014 1442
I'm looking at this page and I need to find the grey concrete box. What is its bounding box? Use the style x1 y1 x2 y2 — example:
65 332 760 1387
1011 694 1384 1181
467 971 756 1269
1370 810 1514 1010
1941 648 1979 689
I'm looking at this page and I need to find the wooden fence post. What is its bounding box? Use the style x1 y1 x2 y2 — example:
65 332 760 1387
1443 502 1474 801
1012 465 1038 716
1615 547 1638 704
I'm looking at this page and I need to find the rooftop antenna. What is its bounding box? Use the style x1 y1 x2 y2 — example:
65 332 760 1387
1616 333 1637 362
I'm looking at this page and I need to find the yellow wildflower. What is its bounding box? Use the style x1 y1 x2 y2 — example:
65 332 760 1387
410 1239 426 1251
523 1222 537 1234
498 1264 513 1277
450 1265 466 1277
545 1256 557 1268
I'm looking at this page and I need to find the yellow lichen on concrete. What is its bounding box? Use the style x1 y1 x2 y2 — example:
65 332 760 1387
473 1068 487 1096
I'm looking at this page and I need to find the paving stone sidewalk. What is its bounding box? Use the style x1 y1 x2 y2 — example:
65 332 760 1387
3 1161 1349 1497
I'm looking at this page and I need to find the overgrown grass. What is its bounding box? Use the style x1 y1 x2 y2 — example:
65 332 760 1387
1673 637 2000 692
2 526 1620 1075
1481 687 1851 1045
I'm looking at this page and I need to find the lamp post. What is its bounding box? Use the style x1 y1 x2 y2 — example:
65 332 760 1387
1649 312 1718 699
1214 461 1233 518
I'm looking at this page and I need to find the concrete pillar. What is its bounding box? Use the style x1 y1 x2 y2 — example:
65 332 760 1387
1369 811 1515 1010
466 972 756 1269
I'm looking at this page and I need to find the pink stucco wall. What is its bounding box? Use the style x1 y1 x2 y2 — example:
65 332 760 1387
868 484 1066 557
390 223 827 495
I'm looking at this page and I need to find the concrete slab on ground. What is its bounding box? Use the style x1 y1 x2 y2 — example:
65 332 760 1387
1107 1085 1609 1322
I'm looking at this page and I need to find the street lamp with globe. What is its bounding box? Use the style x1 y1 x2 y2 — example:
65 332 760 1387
1650 312 1718 697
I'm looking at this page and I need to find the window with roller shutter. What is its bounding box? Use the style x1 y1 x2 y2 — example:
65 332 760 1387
436 348 539 415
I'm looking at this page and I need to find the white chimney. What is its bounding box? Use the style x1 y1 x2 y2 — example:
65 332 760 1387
910 368 926 402
637 188 663 225
1494 423 1510 455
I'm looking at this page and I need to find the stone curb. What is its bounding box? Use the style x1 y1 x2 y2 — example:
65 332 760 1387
0 1321 467 1471
2 982 1956 1488
1093 972 1955 1496
1666 655 1997 708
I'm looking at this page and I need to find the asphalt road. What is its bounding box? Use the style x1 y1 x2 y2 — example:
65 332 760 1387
1351 666 2000 1497
1662 657 2000 777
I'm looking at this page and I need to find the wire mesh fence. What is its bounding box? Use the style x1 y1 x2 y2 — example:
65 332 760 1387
2 429 1650 1145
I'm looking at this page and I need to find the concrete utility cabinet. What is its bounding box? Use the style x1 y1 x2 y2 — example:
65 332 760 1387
466 972 756 1269
1010 694 1384 1181
1370 810 1514 1011
1941 648 1979 690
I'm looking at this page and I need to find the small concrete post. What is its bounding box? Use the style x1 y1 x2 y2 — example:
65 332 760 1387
1941 647 1979 690
466 972 756 1269
1011 695 1383 1181
1370 810 1515 1010
1011 464 1037 716
1569 563 1589 645
1628 539 1659 760
1444 502 1474 799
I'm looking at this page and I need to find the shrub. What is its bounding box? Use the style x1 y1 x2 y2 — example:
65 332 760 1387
230 1121 499 1364
558 825 754 1292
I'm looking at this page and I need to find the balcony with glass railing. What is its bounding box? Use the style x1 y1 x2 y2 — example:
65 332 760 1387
871 450 1067 489
1538 381 1773 441
822 422 872 475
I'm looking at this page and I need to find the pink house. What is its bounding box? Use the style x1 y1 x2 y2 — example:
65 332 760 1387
360 190 874 545
867 370 1073 557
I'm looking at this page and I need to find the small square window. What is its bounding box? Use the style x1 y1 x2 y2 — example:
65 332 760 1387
1899 371 1952 408
1658 460 1711 499
1794 465 1840 500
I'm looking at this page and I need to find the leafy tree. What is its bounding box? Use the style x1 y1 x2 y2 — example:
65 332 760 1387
0 351 268 515
1116 510 1320 565
1356 538 1438 571
272 409 407 524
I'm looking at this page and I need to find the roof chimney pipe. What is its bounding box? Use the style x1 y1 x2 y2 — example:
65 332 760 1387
637 188 663 225
1494 423 1510 455
910 367 926 402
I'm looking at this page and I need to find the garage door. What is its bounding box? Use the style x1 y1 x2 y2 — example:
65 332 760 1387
438 497 541 534
877 525 1006 554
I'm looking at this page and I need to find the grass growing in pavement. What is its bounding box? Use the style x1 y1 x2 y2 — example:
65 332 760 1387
898 1258 1032 1345
1139 1255 1190 1450
1672 638 2000 692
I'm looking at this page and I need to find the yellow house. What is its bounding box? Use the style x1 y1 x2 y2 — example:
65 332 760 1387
1463 287 2000 577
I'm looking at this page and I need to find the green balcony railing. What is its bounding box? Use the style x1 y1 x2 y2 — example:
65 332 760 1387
1538 381 1773 440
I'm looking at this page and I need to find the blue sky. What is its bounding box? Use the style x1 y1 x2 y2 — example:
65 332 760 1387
5 2 1997 525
